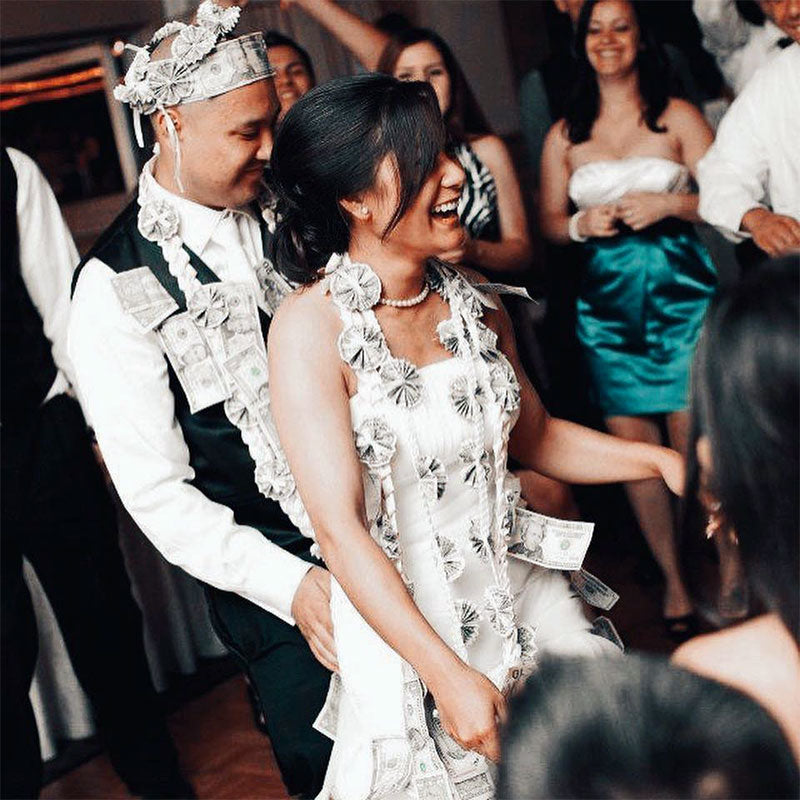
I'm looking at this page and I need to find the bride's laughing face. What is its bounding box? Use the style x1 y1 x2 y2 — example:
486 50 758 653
356 151 465 260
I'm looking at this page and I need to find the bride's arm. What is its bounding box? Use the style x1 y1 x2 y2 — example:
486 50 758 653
481 295 683 493
268 289 506 760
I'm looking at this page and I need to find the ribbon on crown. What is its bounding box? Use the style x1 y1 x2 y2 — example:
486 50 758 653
113 0 274 191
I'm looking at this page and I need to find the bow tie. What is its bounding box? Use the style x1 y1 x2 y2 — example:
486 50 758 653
777 36 794 49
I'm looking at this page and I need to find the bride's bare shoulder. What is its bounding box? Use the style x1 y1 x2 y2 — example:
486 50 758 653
268 280 341 359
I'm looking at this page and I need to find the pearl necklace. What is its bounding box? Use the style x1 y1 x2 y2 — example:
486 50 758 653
378 282 430 308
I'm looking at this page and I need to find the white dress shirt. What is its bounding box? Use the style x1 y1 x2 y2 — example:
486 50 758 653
693 0 788 94
68 167 312 624
8 147 77 401
697 44 800 241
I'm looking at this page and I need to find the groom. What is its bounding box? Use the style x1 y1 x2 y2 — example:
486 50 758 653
68 2 332 795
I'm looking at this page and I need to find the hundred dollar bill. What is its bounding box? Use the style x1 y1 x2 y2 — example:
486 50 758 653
591 615 625 652
312 673 341 741
569 568 619 611
112 268 178 331
507 508 594 571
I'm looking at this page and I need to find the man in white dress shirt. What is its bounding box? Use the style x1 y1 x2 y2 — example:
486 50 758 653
1 147 193 799
68 3 333 795
693 0 798 94
697 8 800 268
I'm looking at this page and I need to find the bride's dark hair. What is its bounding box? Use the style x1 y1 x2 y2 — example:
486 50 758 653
270 74 445 284
565 0 670 144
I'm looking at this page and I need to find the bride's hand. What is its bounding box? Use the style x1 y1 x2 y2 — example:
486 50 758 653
429 663 507 762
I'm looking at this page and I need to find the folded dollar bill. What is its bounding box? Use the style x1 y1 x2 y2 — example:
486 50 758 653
591 615 625 652
569 568 619 610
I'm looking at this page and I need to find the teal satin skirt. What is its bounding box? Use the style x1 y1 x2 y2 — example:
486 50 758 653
576 221 716 417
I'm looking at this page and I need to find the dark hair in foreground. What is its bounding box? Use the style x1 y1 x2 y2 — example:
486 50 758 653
263 30 316 85
566 0 671 144
682 258 800 639
499 655 799 799
376 27 491 143
270 74 445 284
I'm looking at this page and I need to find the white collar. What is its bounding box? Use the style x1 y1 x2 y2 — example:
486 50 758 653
141 157 259 257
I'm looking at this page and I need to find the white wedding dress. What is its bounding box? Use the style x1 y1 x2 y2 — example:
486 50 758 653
265 254 619 800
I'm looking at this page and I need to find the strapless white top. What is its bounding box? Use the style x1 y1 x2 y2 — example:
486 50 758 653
568 156 690 209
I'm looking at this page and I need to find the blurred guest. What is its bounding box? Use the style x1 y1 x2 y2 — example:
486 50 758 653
693 0 798 95
540 0 719 639
521 0 705 180
264 31 316 120
499 654 799 798
697 37 799 268
283 0 533 276
0 147 192 799
674 259 800 760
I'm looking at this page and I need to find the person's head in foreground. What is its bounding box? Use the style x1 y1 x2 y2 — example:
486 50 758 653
114 0 279 209
376 27 491 142
498 655 799 799
270 73 465 283
684 258 799 639
263 30 316 120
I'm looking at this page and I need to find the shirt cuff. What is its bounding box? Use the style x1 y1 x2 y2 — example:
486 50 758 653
243 546 315 626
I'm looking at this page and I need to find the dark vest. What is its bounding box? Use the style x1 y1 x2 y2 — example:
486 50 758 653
1 148 59 423
73 198 307 555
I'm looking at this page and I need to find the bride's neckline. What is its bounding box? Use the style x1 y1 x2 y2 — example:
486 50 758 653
570 155 685 178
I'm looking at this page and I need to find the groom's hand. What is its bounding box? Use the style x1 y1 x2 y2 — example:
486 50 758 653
292 566 338 673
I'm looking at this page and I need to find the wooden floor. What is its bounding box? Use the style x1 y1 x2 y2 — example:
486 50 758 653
41 676 290 800
41 550 692 799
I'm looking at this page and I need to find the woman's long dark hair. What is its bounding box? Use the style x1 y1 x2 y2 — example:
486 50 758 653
376 27 491 144
682 259 800 640
565 0 670 144
270 74 445 284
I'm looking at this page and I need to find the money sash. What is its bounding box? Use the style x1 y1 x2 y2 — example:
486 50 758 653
111 266 179 332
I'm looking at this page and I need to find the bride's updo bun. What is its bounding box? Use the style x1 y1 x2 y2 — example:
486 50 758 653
271 74 445 284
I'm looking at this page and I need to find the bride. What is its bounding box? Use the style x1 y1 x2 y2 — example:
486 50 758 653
265 74 682 799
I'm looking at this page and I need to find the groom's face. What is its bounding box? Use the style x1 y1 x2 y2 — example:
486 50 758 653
176 78 279 209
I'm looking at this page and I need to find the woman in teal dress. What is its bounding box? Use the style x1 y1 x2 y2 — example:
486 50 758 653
540 0 728 638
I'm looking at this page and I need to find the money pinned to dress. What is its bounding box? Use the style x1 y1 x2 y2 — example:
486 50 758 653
591 615 625 652
569 568 619 610
312 673 341 741
507 509 594 571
